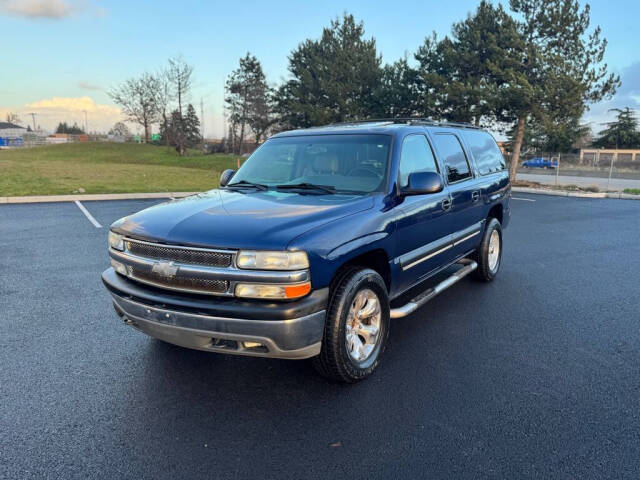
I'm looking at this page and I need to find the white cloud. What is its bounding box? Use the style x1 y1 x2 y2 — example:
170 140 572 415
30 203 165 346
583 62 640 132
0 96 124 133
0 0 74 19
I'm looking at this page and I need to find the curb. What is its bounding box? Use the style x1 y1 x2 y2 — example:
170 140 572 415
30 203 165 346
0 192 199 204
512 187 640 200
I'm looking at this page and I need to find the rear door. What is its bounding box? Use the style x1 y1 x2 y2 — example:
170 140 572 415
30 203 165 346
430 132 485 257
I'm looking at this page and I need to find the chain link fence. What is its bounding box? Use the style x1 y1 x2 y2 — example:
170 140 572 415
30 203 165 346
505 151 640 192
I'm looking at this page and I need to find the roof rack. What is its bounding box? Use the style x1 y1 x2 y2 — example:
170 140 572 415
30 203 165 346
326 117 482 130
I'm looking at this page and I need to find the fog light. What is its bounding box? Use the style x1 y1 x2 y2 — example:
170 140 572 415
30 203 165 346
243 341 263 348
110 258 128 276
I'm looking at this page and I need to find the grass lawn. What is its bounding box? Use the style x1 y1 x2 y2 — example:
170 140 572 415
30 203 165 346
623 188 640 195
0 143 239 196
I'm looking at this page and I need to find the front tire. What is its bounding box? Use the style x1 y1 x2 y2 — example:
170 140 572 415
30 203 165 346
473 218 503 282
312 267 390 383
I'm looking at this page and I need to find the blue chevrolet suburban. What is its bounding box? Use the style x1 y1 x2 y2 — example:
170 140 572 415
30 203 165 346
103 119 510 382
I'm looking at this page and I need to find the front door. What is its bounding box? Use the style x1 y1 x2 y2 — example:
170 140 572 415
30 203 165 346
394 133 454 294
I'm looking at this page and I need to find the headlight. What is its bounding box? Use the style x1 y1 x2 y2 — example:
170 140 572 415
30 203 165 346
236 250 309 270
235 282 311 299
108 231 124 251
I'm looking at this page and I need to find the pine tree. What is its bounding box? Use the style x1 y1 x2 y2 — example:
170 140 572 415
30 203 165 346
274 14 382 128
225 53 273 153
593 108 640 149
504 0 620 179
184 104 201 147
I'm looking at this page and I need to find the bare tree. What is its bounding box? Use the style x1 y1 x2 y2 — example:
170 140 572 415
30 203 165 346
167 56 193 116
108 73 160 143
155 68 174 147
5 112 21 125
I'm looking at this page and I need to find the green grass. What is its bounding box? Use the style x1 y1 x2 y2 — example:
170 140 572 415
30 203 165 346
623 188 640 195
0 143 239 196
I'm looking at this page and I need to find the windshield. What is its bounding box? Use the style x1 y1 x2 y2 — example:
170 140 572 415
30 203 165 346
229 134 392 194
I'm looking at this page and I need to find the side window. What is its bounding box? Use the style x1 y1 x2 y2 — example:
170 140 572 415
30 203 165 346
432 134 471 183
398 134 439 188
463 130 506 175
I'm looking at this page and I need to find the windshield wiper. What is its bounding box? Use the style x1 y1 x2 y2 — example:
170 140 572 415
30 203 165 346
225 180 268 191
275 183 336 194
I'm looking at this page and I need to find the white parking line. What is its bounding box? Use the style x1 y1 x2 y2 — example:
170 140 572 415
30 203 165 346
512 197 536 202
74 200 102 228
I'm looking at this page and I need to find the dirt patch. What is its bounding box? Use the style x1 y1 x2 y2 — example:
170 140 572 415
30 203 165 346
513 180 601 193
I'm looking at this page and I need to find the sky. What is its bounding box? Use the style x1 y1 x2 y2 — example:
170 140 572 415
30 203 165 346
1 0 639 138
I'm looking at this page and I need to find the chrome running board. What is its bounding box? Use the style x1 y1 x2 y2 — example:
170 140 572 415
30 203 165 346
389 258 478 319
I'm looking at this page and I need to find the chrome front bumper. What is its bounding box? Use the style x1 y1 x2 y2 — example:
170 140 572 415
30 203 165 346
110 292 325 359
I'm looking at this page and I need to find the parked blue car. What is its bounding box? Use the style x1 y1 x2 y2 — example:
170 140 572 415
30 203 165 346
103 119 511 382
522 157 558 169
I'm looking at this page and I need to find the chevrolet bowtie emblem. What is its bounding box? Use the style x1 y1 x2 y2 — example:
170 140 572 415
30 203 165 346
151 261 179 278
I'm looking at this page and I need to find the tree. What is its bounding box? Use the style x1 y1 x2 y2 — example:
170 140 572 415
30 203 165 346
55 121 85 134
274 14 382 129
377 57 423 118
508 115 590 153
592 108 640 149
183 103 201 146
503 0 620 179
166 56 193 116
5 112 21 125
167 110 187 155
225 53 273 153
155 67 174 147
417 2 523 126
108 72 160 143
164 104 200 155
109 122 131 137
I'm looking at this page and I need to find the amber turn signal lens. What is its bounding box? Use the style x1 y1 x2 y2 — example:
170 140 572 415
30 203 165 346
285 282 311 298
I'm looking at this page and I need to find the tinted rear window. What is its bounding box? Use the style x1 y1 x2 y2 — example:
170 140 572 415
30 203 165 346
432 134 471 183
463 130 506 175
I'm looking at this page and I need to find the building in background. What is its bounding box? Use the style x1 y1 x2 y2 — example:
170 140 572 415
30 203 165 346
0 121 27 148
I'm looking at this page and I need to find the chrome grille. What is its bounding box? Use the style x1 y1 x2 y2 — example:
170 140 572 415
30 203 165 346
128 267 230 295
125 239 233 268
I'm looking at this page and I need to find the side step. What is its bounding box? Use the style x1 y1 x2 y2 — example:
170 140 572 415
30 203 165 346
389 258 478 319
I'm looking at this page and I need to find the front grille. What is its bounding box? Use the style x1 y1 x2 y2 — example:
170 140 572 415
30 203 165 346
129 267 230 295
125 240 233 268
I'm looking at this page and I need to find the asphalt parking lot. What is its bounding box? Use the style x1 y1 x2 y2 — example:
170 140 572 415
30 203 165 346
1 194 639 479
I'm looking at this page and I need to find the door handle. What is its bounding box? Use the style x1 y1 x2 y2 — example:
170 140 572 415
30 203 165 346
442 198 452 211
471 191 480 203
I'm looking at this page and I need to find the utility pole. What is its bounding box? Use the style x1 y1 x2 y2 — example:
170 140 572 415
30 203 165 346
28 113 37 131
83 110 88 133
200 98 205 141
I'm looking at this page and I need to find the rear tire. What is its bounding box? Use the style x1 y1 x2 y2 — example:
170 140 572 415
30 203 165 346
473 218 503 282
312 267 390 383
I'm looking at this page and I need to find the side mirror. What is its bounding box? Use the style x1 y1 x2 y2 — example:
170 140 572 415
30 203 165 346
401 171 444 196
219 169 236 187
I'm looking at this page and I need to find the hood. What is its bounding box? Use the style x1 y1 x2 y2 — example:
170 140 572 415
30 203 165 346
111 189 375 250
